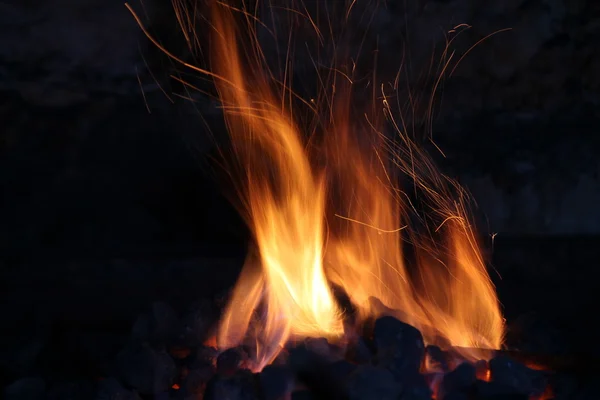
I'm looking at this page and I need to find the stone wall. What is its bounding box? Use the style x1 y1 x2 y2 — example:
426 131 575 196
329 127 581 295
0 0 599 254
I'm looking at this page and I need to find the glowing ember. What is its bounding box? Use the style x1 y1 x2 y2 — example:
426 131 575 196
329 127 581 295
475 360 492 381
203 1 505 371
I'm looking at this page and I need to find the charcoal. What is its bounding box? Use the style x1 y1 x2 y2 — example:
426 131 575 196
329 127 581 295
179 300 216 347
96 377 141 400
474 380 528 400
179 364 216 398
258 364 294 400
423 372 444 399
430 336 452 352
425 345 449 372
440 362 476 396
288 345 348 399
304 337 343 362
217 346 249 375
46 380 95 400
304 337 330 354
489 355 546 396
329 359 358 381
115 343 177 395
474 394 528 400
189 345 218 369
169 346 192 360
346 336 373 364
440 392 468 400
345 365 401 400
399 372 432 400
372 316 424 378
204 368 259 400
4 377 46 400
291 390 316 400
271 348 290 365
399 395 431 400
131 301 179 345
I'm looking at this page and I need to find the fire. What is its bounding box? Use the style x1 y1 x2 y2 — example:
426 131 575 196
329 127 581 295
209 4 344 369
144 1 505 370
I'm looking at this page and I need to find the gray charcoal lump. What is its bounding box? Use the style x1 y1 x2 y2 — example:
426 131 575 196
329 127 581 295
287 345 349 399
46 380 96 400
115 343 177 395
217 346 249 375
4 297 557 400
424 345 450 372
440 392 468 400
291 390 317 400
345 364 402 400
346 336 374 364
329 359 358 381
372 316 425 378
399 372 432 400
489 355 546 396
258 364 295 400
303 337 335 359
178 299 216 347
474 380 529 400
188 345 218 369
204 369 259 400
96 377 142 400
441 362 476 395
179 364 216 398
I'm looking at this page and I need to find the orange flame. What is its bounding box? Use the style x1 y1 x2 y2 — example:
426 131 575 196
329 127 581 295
210 4 343 369
202 1 503 370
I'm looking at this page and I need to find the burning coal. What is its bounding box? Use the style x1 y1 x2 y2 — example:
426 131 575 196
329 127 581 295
128 0 505 372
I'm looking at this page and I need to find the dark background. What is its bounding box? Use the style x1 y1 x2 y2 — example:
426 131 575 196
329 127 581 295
1 0 599 384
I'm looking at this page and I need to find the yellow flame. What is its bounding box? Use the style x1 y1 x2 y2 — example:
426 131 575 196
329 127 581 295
209 5 343 369
186 1 503 369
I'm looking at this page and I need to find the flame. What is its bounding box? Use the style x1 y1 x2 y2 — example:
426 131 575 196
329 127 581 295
210 4 343 369
195 1 503 370
322 87 504 359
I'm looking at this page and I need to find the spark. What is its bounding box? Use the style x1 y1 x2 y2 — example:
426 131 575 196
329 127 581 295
334 213 407 234
450 28 513 77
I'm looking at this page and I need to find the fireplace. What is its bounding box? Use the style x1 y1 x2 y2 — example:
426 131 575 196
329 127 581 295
2 1 599 399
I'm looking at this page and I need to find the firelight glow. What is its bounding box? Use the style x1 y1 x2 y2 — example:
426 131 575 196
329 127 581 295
130 0 506 371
